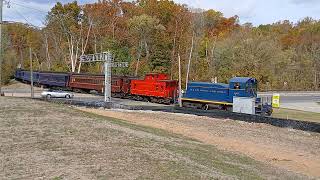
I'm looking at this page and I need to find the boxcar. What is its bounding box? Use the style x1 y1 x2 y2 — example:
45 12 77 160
130 73 178 104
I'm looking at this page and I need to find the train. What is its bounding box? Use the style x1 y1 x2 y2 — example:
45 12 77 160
14 69 272 115
182 77 273 115
14 69 178 104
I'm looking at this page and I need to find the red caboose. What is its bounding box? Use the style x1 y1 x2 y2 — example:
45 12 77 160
130 73 178 104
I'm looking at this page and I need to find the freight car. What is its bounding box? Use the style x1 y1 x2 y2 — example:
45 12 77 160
182 77 273 115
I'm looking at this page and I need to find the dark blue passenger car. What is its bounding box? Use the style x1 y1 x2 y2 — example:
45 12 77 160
15 69 69 88
182 77 272 115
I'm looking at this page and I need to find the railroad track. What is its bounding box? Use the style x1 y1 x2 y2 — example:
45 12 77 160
40 98 320 134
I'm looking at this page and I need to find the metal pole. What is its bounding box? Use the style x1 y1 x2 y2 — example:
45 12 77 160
104 51 111 102
29 48 34 98
104 61 107 102
178 53 182 107
0 0 3 96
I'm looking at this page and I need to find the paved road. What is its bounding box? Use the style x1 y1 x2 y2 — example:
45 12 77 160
281 95 320 103
265 94 320 113
1 88 167 107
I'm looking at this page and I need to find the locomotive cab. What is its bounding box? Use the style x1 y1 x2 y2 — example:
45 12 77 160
229 77 272 116
229 77 258 101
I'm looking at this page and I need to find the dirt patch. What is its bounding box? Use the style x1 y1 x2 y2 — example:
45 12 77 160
79 108 320 178
0 97 307 179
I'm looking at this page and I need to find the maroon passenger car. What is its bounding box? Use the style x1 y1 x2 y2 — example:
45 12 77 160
68 74 137 97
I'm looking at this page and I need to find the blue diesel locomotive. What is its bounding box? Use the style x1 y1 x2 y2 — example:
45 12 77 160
182 77 273 115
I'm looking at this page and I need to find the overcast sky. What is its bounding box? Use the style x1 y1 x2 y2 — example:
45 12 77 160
4 0 320 27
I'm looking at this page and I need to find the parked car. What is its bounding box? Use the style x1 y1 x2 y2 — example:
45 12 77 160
41 90 74 99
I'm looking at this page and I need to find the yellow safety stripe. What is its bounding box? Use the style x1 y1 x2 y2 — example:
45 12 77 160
181 98 233 106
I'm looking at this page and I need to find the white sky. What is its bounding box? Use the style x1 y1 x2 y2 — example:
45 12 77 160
4 0 320 27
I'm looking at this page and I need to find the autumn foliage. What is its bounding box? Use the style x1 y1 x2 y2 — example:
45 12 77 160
2 0 320 90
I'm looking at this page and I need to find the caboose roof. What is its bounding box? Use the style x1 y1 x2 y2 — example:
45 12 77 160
229 77 256 84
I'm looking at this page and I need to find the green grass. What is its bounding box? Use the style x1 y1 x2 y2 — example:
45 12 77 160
1 97 303 179
272 108 320 123
76 107 301 179
163 143 264 179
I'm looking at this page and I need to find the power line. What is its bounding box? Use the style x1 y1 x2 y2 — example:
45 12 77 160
4 0 48 28
10 1 48 13
10 7 43 28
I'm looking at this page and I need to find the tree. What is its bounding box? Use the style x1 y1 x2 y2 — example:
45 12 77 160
128 14 165 75
46 1 92 72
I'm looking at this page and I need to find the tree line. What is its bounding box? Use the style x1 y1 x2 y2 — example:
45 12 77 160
2 0 320 91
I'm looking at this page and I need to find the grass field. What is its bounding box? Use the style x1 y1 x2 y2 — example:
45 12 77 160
272 108 320 123
0 97 306 179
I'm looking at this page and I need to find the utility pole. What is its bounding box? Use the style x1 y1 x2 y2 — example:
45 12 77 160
104 52 112 103
178 53 182 107
0 0 3 96
29 48 34 98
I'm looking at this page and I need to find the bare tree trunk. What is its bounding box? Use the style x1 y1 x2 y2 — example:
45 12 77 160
112 19 116 40
144 39 150 62
185 31 194 89
210 36 217 62
94 31 97 54
210 36 217 76
44 33 51 70
135 41 143 76
19 47 23 68
171 20 178 80
33 52 41 71
78 20 93 73
67 36 75 72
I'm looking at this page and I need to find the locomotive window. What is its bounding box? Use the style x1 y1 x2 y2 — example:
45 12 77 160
234 83 241 89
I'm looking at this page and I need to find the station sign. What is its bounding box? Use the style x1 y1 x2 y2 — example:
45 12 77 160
111 62 129 68
80 53 128 67
80 52 110 62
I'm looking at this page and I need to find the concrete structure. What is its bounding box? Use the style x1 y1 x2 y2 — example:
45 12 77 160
233 97 256 115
